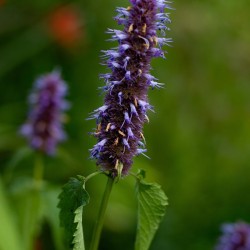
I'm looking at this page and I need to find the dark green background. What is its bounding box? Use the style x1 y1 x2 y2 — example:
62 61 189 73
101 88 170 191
0 0 250 249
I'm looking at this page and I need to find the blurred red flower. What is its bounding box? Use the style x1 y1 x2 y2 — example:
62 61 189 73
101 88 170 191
0 0 5 6
48 5 84 48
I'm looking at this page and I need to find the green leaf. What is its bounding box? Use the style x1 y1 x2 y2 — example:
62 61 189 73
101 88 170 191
72 206 85 250
0 177 23 250
9 177 43 250
58 177 90 249
41 186 66 250
135 179 168 250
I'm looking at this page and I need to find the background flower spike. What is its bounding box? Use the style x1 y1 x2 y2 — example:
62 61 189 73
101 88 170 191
20 70 69 156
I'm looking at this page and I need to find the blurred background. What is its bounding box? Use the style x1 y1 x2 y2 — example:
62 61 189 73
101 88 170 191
0 0 250 249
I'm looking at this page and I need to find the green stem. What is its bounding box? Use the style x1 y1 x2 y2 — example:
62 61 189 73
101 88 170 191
84 171 103 183
33 152 44 188
89 176 114 250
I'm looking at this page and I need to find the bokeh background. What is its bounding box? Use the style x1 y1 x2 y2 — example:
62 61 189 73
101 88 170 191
0 0 250 249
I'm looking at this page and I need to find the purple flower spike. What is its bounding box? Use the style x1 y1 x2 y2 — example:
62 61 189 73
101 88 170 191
215 221 250 250
89 0 172 176
20 70 69 155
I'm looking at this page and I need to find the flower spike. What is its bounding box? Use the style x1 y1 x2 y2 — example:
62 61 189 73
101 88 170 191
215 221 250 250
20 70 69 155
89 0 172 176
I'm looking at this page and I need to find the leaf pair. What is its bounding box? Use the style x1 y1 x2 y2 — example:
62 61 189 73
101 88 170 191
58 172 168 250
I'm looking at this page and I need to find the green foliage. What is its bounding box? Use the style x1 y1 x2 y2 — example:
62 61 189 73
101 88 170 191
58 177 90 249
0 178 23 250
73 206 85 250
3 147 32 184
10 179 68 250
41 186 66 250
9 177 44 250
135 175 168 250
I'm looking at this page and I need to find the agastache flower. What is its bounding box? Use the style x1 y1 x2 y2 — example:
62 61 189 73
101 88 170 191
215 222 250 250
20 70 69 155
89 0 172 176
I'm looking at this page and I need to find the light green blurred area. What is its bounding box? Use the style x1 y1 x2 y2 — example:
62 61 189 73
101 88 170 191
0 0 250 249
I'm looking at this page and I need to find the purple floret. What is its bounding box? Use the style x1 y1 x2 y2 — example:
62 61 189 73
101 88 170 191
215 222 250 250
90 0 172 176
20 70 69 155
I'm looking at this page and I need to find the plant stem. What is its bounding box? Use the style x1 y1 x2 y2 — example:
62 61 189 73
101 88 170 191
85 171 102 183
89 176 114 250
33 152 44 188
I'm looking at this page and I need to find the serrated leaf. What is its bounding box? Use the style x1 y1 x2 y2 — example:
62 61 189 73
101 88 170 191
72 206 85 250
58 177 89 249
135 180 168 250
